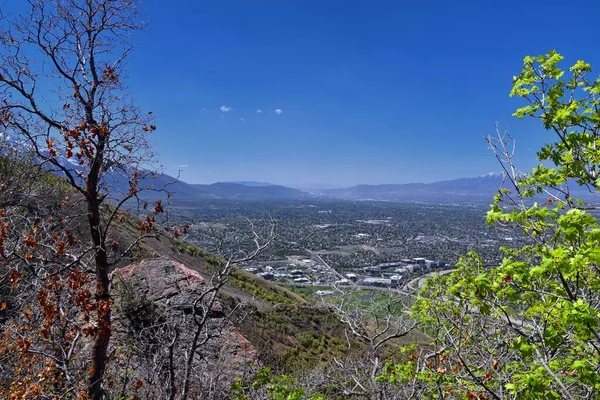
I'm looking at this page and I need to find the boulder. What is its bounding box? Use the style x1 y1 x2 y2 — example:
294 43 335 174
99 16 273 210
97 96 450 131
110 257 258 398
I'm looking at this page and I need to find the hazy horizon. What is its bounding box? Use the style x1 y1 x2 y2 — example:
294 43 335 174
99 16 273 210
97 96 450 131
177 171 505 189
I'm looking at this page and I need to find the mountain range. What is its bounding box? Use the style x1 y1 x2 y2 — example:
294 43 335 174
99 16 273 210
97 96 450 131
154 173 511 203
313 174 506 202
3 137 585 204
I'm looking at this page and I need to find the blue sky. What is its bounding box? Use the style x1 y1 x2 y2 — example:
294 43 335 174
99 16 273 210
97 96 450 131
6 1 600 186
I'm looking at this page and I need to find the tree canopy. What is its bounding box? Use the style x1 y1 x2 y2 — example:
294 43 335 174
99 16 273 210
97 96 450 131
378 51 600 399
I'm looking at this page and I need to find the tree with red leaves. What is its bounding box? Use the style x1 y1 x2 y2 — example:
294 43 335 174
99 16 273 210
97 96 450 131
0 1 166 398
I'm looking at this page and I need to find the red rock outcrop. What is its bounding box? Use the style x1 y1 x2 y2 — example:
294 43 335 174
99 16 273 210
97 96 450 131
110 258 258 398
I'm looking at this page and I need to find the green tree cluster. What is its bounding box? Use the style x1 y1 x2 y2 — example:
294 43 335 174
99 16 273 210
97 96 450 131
379 51 600 399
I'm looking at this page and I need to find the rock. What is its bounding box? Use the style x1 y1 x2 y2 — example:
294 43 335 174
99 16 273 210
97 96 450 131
110 257 258 398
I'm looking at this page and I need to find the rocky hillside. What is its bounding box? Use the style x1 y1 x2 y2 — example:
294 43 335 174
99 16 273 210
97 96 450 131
116 229 373 374
111 258 259 398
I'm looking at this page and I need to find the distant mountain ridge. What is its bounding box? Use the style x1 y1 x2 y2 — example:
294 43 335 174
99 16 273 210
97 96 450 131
191 182 310 200
2 132 514 203
124 173 516 203
225 181 274 187
315 174 506 202
13 142 587 204
153 174 516 203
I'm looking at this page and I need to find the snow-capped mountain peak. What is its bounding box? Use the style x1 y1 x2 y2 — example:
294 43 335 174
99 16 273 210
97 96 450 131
478 171 504 178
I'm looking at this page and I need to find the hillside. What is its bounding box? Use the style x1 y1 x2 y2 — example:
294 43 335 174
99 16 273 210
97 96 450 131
1 153 431 398
119 227 380 373
0 154 402 372
105 181 431 373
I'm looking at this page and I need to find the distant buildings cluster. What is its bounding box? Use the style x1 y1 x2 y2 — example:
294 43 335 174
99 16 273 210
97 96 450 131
359 257 447 287
242 255 448 289
243 257 320 284
363 258 445 275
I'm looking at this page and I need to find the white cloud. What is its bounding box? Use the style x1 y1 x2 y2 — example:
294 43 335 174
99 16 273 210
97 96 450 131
256 109 262 113
220 105 233 113
240 118 245 122
177 164 189 169
274 108 283 115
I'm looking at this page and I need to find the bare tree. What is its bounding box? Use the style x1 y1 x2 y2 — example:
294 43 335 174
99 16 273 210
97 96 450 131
0 1 168 398
322 283 417 398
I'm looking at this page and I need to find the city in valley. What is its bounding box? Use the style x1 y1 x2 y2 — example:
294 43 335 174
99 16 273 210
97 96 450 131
171 198 524 291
